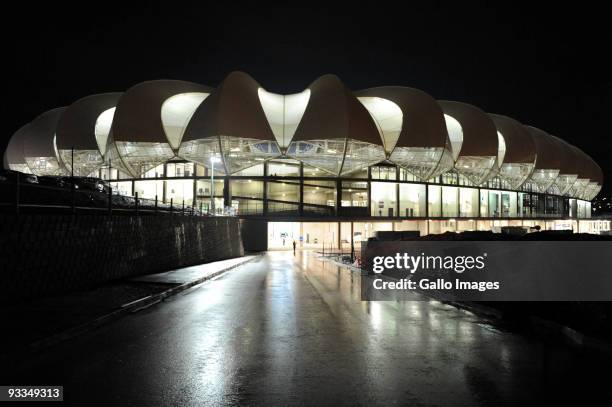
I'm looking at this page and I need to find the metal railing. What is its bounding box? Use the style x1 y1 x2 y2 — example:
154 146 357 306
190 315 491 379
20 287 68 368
0 176 216 217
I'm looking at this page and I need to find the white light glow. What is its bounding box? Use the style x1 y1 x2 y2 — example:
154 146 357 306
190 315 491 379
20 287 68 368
497 131 506 167
94 107 116 156
161 92 209 150
358 96 403 154
258 88 310 149
444 114 463 161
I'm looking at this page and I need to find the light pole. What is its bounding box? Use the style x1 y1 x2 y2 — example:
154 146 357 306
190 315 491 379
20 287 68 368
210 156 221 215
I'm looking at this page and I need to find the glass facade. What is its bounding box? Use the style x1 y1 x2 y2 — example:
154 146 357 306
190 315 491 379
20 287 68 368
399 184 425 217
371 182 397 217
88 160 593 221
231 179 264 199
11 73 603 236
304 180 335 207
267 181 299 202
341 182 367 207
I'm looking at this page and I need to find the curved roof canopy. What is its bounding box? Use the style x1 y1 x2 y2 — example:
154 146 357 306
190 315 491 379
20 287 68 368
523 126 563 192
489 114 535 164
56 93 123 151
106 80 211 177
585 155 603 185
286 74 385 175
182 71 277 144
3 71 602 201
22 108 67 175
4 124 31 171
549 135 579 175
582 155 603 200
549 135 581 194
23 108 66 158
568 145 591 181
110 79 212 146
161 93 209 150
258 87 310 149
355 86 453 181
356 86 449 152
524 126 562 170
438 101 498 185
291 74 381 145
438 101 498 158
180 71 281 174
488 114 536 189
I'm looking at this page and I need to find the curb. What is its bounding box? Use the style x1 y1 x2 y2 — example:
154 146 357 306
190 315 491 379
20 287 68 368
24 255 261 354
529 316 612 355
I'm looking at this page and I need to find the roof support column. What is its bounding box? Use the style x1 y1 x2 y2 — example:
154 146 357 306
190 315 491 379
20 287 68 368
299 163 304 217
336 178 342 217
263 162 268 216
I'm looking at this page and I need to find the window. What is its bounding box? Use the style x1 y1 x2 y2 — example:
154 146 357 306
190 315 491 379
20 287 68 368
110 181 132 196
459 187 478 217
267 181 299 202
230 179 263 199
441 172 458 185
233 164 264 176
303 164 335 178
442 186 458 217
371 166 397 180
304 180 336 206
196 179 224 198
166 162 194 177
371 182 397 216
341 181 368 207
166 179 194 206
480 189 489 217
399 168 418 182
232 198 263 215
134 180 164 201
428 185 441 217
268 159 300 177
143 164 164 178
399 184 425 217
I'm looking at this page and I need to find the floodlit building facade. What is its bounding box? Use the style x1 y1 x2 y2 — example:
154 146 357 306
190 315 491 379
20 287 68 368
4 71 604 243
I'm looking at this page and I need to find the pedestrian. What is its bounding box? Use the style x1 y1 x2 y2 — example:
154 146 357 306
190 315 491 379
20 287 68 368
293 240 296 255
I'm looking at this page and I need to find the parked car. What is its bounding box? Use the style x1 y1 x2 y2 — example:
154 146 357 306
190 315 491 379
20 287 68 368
37 176 68 189
0 169 38 184
60 177 110 194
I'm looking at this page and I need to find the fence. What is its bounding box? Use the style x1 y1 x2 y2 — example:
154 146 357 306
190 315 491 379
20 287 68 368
0 175 215 217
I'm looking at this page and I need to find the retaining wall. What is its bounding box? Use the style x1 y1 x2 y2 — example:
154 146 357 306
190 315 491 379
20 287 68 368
0 214 244 303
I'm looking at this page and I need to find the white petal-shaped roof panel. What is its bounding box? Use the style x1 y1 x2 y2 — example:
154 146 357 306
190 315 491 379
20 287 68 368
94 107 116 157
55 93 122 152
444 114 463 161
258 88 310 149
357 96 403 154
161 92 209 150
497 131 506 167
111 80 212 144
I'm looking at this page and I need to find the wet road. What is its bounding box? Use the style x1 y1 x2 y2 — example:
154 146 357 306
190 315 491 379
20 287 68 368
8 251 612 406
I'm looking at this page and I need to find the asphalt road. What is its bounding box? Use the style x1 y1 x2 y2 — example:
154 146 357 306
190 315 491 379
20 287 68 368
7 251 612 406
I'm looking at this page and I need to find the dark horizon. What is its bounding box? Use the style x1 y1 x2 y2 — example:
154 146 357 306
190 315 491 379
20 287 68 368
3 3 611 192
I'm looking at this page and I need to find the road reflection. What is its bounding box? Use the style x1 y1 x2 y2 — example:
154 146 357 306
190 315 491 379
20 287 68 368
291 250 612 405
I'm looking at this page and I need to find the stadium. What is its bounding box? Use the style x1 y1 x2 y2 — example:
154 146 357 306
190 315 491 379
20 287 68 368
3 71 605 249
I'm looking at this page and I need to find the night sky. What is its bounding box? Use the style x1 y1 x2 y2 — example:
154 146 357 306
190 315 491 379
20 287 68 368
3 3 610 192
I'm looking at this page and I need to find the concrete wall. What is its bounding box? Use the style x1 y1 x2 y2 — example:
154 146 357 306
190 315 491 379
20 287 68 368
0 214 243 303
240 219 268 252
